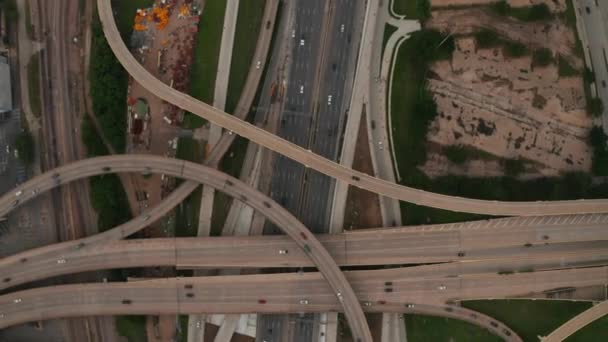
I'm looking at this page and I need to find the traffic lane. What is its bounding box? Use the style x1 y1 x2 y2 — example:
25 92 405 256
6 237 607 293
5 214 608 290
2 266 607 329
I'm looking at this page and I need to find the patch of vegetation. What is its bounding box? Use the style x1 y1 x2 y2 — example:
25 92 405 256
532 93 547 109
27 52 41 118
558 55 579 77
444 145 468 164
176 315 189 342
390 29 454 173
14 128 35 166
474 28 501 49
225 0 265 114
382 24 398 58
503 40 529 58
174 137 203 237
589 126 608 176
504 158 525 177
416 0 431 21
115 315 147 342
111 0 154 39
532 48 554 67
567 313 608 341
391 0 417 18
0 0 17 22
89 17 128 152
587 97 604 117
405 314 503 342
492 1 553 21
183 0 228 129
80 115 132 232
474 28 529 57
463 300 592 342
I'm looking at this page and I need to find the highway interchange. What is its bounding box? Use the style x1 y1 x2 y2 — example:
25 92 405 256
1 0 608 341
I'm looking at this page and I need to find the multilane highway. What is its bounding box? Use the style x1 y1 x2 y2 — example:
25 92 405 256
0 154 372 342
1 265 607 335
95 0 608 217
3 218 608 290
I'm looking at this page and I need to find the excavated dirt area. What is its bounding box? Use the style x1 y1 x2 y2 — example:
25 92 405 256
431 0 566 12
344 110 383 230
421 6 591 178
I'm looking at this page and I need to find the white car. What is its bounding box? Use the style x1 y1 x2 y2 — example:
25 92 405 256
256 60 261 69
300 39 305 46
15 190 22 197
405 303 415 308
327 95 333 105
13 298 21 304
437 285 447 290
196 321 202 328
57 259 66 264
340 24 345 33
291 30 296 38
299 85 304 94
278 249 288 255
363 301 372 307
299 299 309 305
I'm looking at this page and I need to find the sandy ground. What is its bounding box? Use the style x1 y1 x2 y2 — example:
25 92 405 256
427 6 581 68
420 7 592 178
343 111 383 230
431 0 566 12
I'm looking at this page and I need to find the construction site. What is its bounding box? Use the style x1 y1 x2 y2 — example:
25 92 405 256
123 0 201 229
420 1 592 178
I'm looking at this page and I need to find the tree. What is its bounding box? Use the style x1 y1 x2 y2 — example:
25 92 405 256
14 130 34 166
474 29 500 49
583 68 595 84
587 97 604 117
416 0 431 21
532 48 554 67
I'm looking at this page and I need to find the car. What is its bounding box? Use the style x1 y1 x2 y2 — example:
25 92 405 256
15 190 22 197
437 285 447 290
57 259 66 264
227 130 234 135
457 251 465 257
384 288 393 293
405 303 415 308
340 24 345 33
300 39 305 46
336 292 343 301
256 60 262 69
299 85 304 94
13 298 21 304
586 6 590 14
291 30 296 38
0 313 4 318
299 299 309 304
31 189 39 195
258 299 267 304
196 321 202 328
142 215 150 221
122 299 132 304
278 249 288 255
327 95 332 105
363 301 372 307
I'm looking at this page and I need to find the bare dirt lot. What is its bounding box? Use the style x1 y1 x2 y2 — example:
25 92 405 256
431 0 566 12
421 6 592 178
343 111 383 230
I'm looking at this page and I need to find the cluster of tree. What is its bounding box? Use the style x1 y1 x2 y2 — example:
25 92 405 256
399 29 454 169
531 48 554 67
493 1 553 21
589 126 608 176
416 0 431 21
14 129 34 166
474 28 529 57
89 18 128 153
0 0 17 21
80 114 132 232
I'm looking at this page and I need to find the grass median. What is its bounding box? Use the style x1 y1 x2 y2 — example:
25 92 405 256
183 0 228 129
27 52 41 118
405 314 503 342
462 299 602 342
